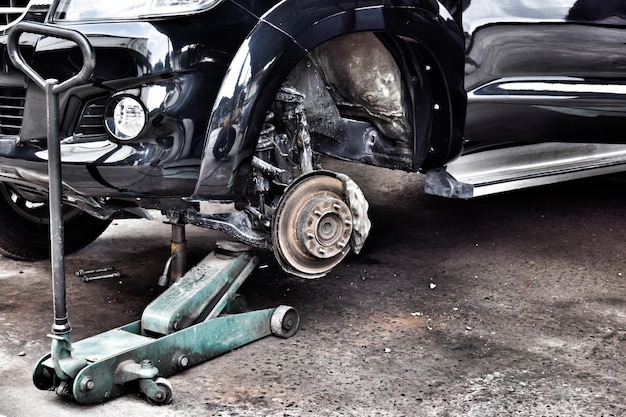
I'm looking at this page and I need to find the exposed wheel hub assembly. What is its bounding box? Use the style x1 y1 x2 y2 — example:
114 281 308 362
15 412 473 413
272 171 370 278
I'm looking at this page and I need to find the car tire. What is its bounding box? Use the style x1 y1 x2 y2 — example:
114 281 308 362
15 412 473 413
0 184 112 261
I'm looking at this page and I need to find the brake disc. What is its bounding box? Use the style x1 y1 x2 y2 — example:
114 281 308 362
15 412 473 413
272 171 370 278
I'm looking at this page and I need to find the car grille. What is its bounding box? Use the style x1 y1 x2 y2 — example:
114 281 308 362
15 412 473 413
0 92 107 139
74 97 107 137
0 0 31 28
0 87 25 137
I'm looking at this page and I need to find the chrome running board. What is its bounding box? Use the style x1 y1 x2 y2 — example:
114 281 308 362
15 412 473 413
425 142 626 199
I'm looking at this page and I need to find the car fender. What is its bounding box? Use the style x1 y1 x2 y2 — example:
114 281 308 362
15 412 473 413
193 0 465 199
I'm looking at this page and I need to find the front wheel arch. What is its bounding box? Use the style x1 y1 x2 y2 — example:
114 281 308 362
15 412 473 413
193 5 465 199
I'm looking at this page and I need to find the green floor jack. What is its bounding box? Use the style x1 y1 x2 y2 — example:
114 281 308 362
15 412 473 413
9 22 299 405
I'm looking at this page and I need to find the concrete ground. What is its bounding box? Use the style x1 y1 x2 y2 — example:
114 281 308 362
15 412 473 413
0 160 625 416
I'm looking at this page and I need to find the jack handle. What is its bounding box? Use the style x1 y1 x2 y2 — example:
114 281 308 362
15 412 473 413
8 22 95 335
7 22 95 93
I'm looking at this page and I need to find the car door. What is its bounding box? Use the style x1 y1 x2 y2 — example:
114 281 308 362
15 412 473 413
462 0 626 150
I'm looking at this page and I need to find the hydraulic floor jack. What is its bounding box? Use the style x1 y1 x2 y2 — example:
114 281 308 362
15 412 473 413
33 242 299 404
9 23 299 405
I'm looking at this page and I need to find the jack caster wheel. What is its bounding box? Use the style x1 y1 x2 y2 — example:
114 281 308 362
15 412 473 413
32 353 54 390
271 305 300 339
140 377 173 405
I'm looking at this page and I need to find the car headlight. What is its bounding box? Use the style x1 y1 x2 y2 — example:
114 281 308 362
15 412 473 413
105 96 147 141
52 0 224 22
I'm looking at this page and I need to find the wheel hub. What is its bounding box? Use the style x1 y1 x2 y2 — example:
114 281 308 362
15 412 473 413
299 195 352 259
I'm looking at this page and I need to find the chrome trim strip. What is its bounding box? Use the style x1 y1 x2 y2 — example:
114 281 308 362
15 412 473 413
468 77 626 102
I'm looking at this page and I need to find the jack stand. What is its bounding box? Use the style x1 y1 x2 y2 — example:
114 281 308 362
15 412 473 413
8 23 300 406
159 219 188 287
169 223 187 283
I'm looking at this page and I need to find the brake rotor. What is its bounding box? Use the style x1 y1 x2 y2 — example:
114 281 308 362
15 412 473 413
272 172 355 278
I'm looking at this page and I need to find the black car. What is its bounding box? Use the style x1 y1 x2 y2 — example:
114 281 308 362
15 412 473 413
0 0 625 279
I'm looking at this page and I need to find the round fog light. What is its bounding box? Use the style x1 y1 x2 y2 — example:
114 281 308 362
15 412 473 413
105 96 146 141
